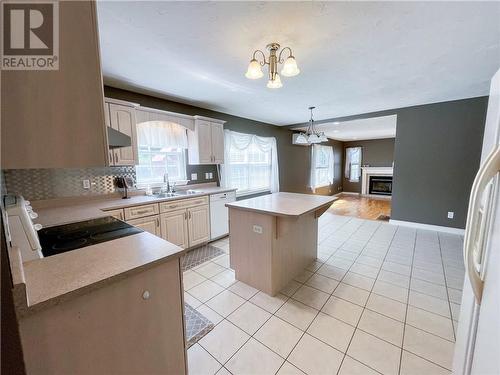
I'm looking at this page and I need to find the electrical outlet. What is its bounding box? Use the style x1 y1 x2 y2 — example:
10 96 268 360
205 172 210 179
447 211 454 219
209 172 213 179
82 179 91 189
253 225 263 234
191 173 198 181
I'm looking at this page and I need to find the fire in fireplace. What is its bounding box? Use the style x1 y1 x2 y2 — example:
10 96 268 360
369 176 392 196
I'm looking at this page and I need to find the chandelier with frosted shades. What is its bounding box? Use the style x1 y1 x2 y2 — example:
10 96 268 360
295 106 328 145
245 42 300 88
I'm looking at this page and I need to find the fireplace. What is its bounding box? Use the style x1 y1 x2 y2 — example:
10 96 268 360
369 176 392 196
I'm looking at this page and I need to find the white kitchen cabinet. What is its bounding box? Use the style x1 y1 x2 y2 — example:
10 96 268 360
160 209 189 249
187 205 210 247
105 98 139 166
127 215 161 237
211 123 225 164
187 116 226 165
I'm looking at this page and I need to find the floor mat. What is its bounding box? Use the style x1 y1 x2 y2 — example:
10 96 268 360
184 303 214 348
377 214 391 221
181 244 225 271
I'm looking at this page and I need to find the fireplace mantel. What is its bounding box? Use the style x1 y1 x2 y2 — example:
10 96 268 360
361 167 393 195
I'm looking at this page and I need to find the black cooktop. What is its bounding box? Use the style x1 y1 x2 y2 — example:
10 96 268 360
38 216 143 257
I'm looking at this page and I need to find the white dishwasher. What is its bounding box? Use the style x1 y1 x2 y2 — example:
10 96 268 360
210 191 236 240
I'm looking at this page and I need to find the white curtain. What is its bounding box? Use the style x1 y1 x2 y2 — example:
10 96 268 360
345 147 362 182
309 144 334 193
136 121 188 149
221 130 279 194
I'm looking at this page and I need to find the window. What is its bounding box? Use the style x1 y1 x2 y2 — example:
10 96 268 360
345 147 362 182
136 146 186 185
135 121 188 186
221 130 279 196
310 144 334 192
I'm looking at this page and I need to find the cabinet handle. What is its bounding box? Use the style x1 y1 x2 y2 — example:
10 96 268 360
114 153 118 164
188 211 191 219
134 209 152 215
156 217 160 227
184 212 187 220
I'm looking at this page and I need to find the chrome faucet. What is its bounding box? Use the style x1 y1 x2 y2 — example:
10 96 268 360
163 173 171 193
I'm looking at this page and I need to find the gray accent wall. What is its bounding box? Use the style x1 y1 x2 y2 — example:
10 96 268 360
392 97 487 228
343 138 395 193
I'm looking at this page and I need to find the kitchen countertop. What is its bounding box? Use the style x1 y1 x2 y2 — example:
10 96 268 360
226 192 337 217
32 186 237 227
15 232 182 316
13 185 236 316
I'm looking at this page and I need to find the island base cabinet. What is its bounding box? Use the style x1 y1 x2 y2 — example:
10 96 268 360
229 209 318 296
18 259 187 375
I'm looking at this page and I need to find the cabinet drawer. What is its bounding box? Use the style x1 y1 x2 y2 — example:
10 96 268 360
159 196 209 213
104 209 124 221
124 203 159 220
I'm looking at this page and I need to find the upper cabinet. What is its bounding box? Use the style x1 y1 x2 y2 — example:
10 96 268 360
187 116 226 165
105 98 139 166
1 1 108 169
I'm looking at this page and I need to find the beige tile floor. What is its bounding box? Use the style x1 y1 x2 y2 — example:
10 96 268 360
185 213 465 375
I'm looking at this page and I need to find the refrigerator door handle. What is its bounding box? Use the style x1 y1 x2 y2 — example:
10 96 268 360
463 146 500 304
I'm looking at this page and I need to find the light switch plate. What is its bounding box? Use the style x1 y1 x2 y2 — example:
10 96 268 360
209 172 213 179
253 225 263 234
82 179 91 189
447 211 454 219
205 172 210 179
191 173 198 181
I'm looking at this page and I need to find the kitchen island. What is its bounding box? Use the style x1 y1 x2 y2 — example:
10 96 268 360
226 192 336 296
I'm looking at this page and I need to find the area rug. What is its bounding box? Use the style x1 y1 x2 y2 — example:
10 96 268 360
377 214 391 221
181 244 225 271
184 303 214 348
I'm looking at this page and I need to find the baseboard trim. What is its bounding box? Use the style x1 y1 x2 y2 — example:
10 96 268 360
389 219 465 235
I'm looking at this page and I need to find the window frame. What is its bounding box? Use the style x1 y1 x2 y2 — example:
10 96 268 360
312 144 334 189
223 132 278 196
346 146 362 183
135 145 187 188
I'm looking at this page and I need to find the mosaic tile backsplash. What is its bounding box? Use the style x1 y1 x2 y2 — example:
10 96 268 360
3 167 136 201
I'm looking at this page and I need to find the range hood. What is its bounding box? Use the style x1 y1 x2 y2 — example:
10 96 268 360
107 127 131 148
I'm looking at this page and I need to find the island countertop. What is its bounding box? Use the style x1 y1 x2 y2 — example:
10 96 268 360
225 192 337 217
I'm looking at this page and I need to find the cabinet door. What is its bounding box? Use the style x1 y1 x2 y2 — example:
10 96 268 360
160 210 188 249
197 120 213 164
187 205 210 247
109 103 137 166
127 216 160 236
211 123 225 164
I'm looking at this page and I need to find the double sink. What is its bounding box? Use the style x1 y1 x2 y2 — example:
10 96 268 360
151 190 204 199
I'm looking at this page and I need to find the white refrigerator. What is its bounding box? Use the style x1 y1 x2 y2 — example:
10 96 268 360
453 68 500 374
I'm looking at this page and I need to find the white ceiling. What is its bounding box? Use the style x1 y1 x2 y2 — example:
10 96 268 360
297 115 397 142
97 2 500 126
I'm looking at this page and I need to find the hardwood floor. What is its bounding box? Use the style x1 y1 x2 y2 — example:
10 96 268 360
328 193 391 221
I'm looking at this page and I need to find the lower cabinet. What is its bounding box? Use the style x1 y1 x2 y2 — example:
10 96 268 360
19 259 187 374
187 205 210 247
160 209 189 249
160 205 210 249
122 199 210 249
127 215 161 236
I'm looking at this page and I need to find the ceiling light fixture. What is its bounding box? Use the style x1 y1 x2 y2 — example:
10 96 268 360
245 43 300 89
294 107 328 145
